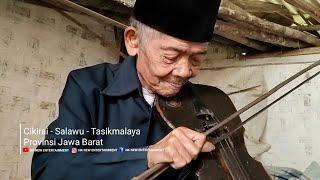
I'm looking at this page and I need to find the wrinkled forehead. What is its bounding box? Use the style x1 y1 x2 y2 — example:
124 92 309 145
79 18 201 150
152 29 209 54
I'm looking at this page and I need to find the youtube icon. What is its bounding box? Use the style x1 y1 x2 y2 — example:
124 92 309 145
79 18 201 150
22 147 29 153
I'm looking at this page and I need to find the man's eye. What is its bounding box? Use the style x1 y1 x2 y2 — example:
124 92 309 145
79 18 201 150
191 61 200 66
162 56 176 64
190 59 202 66
190 56 205 66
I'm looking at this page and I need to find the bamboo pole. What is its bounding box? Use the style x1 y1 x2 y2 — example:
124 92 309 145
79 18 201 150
214 28 270 51
309 0 320 8
295 10 320 37
52 0 127 29
296 10 313 27
228 0 298 26
212 35 239 46
283 0 320 23
245 46 320 59
218 6 320 46
292 25 320 31
216 20 308 48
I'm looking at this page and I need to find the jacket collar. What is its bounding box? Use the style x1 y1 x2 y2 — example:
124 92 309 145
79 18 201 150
102 56 142 96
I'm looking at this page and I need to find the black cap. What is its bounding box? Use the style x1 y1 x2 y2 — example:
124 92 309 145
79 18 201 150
132 0 221 42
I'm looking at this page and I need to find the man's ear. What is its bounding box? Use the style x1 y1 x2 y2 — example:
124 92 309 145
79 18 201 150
124 26 139 56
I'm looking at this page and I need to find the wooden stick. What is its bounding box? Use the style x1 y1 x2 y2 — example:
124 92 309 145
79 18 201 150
214 29 270 51
296 10 313 27
283 0 320 23
245 47 320 59
275 11 300 26
228 0 298 26
292 25 320 31
295 10 320 38
216 20 308 48
52 0 128 29
212 35 239 46
221 0 320 45
309 0 320 8
218 6 320 46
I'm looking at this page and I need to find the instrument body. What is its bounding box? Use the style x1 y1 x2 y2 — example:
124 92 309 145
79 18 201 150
157 83 271 180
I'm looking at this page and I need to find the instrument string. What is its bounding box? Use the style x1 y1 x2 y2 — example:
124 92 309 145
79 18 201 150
213 70 320 145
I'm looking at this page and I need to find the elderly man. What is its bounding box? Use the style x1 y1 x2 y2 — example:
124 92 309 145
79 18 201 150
32 0 223 179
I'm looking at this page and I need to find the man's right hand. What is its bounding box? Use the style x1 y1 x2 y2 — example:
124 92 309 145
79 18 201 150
147 127 215 169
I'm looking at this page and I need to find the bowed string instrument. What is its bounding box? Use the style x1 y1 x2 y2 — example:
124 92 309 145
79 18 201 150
133 59 320 180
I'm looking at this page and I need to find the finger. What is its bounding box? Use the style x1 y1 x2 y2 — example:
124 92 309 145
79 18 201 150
200 141 215 152
147 146 172 167
171 136 193 164
171 128 201 157
157 132 172 144
168 136 191 166
166 145 186 169
178 127 207 148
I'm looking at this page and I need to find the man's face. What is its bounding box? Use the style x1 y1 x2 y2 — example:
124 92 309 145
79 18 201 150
136 32 208 97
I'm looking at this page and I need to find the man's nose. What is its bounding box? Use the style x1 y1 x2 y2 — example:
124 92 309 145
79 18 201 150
172 58 192 78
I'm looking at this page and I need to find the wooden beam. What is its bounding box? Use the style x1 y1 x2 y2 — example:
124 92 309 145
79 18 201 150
218 6 320 46
309 0 320 8
295 10 320 37
283 0 320 23
216 20 308 48
275 11 300 26
228 0 295 26
212 35 239 46
292 25 320 31
214 28 270 51
50 0 127 29
296 10 312 26
245 47 320 59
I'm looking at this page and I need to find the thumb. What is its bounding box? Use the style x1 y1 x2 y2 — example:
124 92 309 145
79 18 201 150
201 141 215 152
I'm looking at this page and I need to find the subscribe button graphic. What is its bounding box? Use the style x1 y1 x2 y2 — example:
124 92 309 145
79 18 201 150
22 147 29 153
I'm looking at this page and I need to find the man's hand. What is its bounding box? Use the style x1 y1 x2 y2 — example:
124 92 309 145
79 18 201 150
147 127 215 169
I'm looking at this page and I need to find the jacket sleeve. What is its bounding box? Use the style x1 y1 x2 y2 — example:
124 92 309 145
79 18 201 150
31 71 148 180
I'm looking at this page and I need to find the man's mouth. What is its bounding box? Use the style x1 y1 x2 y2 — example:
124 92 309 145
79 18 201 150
168 82 183 90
